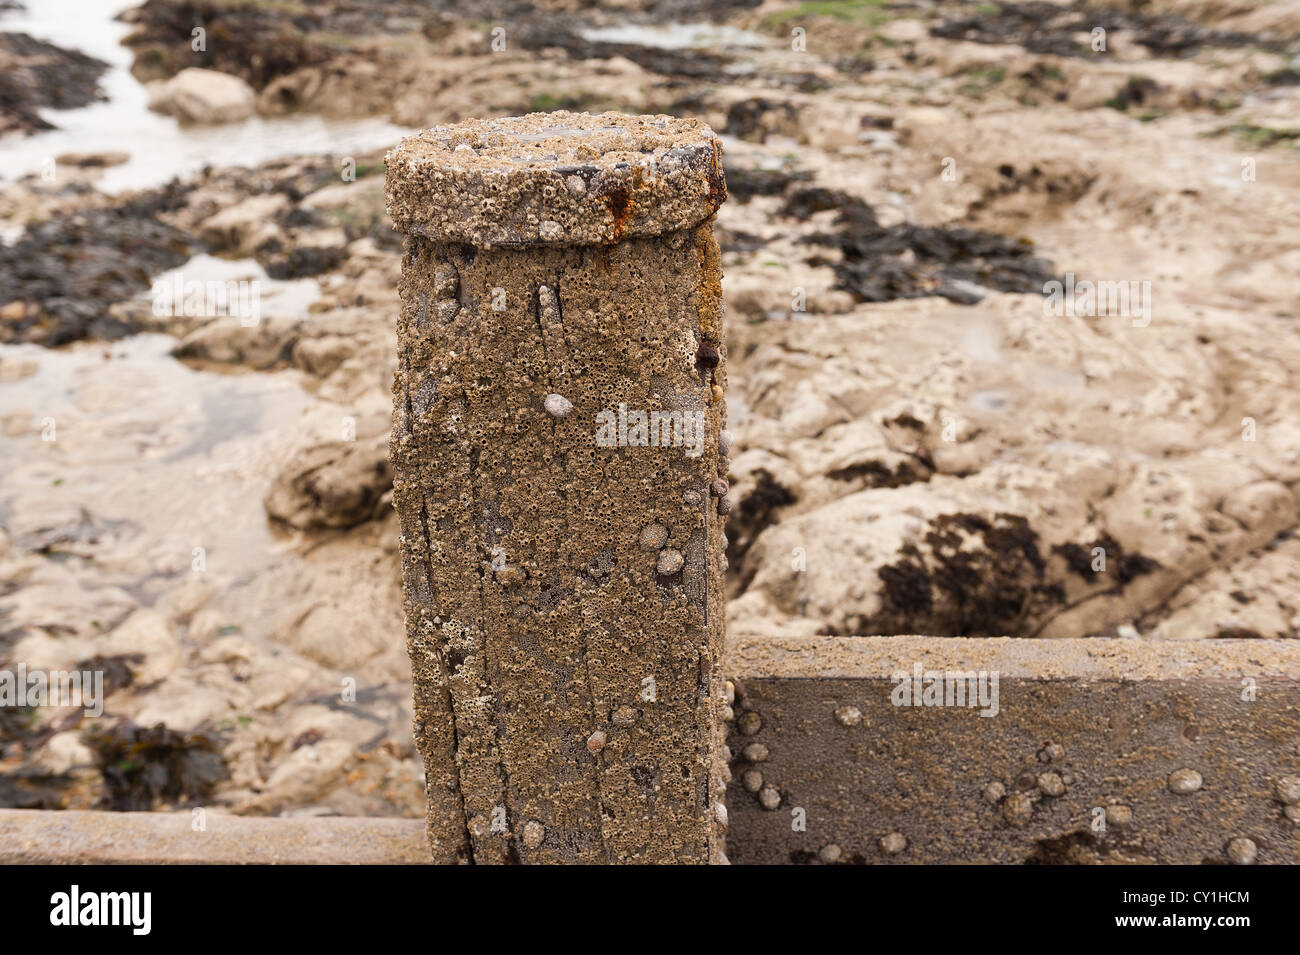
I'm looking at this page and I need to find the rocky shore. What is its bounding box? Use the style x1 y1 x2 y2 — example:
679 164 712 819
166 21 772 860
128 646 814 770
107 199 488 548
1 0 1298 819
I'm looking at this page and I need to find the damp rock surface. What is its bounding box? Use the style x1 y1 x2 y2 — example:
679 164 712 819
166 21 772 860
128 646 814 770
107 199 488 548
263 436 392 530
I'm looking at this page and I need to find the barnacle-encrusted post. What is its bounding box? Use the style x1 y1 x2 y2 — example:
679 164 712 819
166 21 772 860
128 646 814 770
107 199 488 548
385 112 730 863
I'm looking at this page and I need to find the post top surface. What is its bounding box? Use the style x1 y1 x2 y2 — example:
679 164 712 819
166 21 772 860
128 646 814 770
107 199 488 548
385 111 726 247
390 111 716 169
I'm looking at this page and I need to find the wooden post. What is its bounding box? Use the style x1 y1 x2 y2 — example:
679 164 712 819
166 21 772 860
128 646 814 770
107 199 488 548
386 112 730 863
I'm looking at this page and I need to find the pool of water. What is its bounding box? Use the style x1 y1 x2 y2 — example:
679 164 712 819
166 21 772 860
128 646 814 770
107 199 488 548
578 22 767 50
0 333 315 628
0 0 410 193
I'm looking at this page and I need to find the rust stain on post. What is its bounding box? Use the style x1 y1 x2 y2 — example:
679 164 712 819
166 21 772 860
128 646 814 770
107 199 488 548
386 112 729 864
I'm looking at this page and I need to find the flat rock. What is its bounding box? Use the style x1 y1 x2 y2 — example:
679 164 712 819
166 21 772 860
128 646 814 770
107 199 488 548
147 67 257 125
263 435 391 530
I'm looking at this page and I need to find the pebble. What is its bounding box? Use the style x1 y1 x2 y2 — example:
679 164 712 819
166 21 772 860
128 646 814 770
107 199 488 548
742 770 763 793
522 821 545 849
737 711 762 736
1275 774 1300 805
544 393 573 417
1168 768 1203 794
834 705 862 727
879 832 907 855
1037 772 1066 797
586 730 606 753
758 785 781 810
1225 837 1257 865
818 844 842 864
656 548 684 575
982 782 1005 805
743 743 769 763
1003 793 1034 826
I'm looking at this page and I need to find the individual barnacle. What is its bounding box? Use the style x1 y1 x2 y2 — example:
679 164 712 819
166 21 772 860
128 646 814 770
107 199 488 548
522 821 546 849
656 548 684 575
639 524 669 550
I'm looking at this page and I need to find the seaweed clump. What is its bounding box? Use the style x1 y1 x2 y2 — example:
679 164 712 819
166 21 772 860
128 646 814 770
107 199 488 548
873 512 1061 636
1053 534 1161 584
727 469 797 589
783 187 1058 305
0 186 197 345
89 723 227 811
